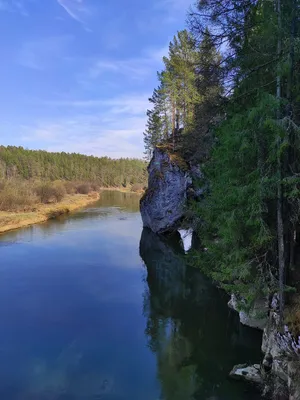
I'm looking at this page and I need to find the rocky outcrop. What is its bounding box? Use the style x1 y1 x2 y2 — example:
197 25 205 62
228 294 269 330
229 364 263 384
230 293 300 399
140 147 203 234
260 296 300 399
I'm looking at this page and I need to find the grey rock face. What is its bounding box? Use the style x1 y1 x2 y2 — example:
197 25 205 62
228 294 268 330
260 295 300 399
140 148 196 234
229 364 263 384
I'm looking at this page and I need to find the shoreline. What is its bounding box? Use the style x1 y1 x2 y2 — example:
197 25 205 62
0 188 144 235
0 193 100 235
99 187 145 194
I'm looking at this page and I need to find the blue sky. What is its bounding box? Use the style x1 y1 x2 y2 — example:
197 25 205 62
0 0 192 158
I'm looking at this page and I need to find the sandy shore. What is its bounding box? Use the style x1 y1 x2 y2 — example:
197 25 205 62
0 192 100 234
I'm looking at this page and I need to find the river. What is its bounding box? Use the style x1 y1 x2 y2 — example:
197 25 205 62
0 190 263 400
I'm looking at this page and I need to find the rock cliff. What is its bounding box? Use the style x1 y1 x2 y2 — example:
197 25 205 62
140 147 203 234
140 147 300 399
230 294 300 400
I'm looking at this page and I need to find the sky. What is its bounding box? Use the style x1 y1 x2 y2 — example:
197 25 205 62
0 0 192 159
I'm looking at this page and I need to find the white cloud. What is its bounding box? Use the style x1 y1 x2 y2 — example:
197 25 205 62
20 93 150 158
21 116 145 159
18 35 73 70
57 0 92 24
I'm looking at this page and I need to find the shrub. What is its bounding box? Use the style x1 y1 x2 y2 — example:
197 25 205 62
47 208 69 219
51 181 66 202
90 182 100 192
35 181 66 203
76 183 91 194
0 181 37 211
63 181 76 194
34 182 55 203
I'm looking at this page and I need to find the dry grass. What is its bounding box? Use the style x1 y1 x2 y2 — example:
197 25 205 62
0 180 37 211
0 193 100 234
131 183 145 193
0 179 99 213
0 180 143 234
99 186 145 194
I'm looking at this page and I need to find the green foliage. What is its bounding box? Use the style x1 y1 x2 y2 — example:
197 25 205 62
0 145 147 188
193 95 282 300
143 29 222 160
143 0 300 322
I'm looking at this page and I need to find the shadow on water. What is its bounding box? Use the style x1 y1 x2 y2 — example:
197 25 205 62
140 228 263 400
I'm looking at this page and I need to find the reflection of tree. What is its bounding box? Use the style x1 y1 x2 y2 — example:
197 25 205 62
155 319 198 400
140 228 263 400
98 190 141 212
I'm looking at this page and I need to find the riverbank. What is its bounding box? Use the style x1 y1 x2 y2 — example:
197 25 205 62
99 186 145 194
0 192 100 234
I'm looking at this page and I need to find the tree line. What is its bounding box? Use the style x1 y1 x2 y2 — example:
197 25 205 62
144 0 300 329
0 146 147 188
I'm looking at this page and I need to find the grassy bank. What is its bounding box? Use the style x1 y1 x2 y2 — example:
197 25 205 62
0 192 100 234
99 186 145 194
0 179 145 234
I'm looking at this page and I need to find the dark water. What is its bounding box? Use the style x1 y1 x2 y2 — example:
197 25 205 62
0 191 263 400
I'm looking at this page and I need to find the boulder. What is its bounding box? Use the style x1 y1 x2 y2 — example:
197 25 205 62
228 294 268 330
229 364 263 384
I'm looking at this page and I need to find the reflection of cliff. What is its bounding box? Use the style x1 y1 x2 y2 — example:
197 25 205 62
140 228 263 400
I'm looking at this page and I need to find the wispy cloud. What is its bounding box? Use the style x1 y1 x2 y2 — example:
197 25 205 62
43 94 151 115
57 0 93 24
0 0 28 16
21 115 146 159
18 35 73 70
20 93 149 158
160 0 194 11
85 45 168 82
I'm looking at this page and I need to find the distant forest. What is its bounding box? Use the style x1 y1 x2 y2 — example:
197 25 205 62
0 146 147 187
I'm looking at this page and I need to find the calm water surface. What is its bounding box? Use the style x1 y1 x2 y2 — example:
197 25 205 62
0 191 263 400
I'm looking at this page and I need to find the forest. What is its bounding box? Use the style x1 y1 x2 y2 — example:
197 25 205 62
143 0 300 335
0 146 147 212
0 146 147 187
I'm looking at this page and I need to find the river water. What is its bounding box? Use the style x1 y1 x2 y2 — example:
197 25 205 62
0 190 263 400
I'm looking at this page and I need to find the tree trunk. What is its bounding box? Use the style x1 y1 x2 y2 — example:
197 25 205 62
276 0 285 326
287 0 296 272
172 101 176 151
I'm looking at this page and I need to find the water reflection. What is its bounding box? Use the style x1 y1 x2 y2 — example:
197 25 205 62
0 191 263 400
0 190 141 245
97 190 141 212
140 228 263 400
